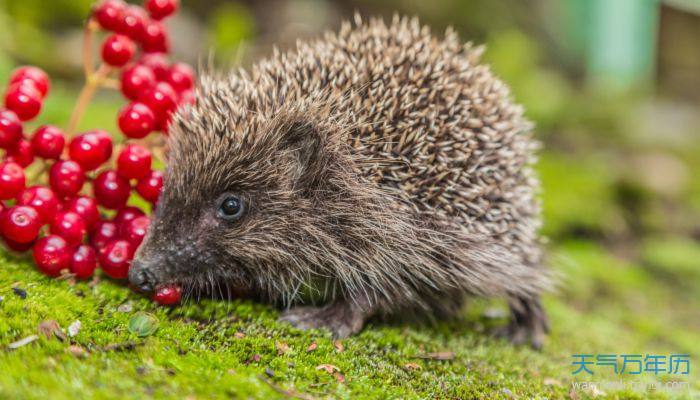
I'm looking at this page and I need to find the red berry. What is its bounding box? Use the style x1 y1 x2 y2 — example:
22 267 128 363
99 239 133 279
4 237 35 252
70 245 98 279
146 0 179 20
121 5 148 41
122 215 149 248
93 0 126 31
90 220 119 249
140 20 169 53
17 186 59 223
166 62 194 93
0 161 25 200
9 66 50 98
120 64 157 101
64 196 100 230
118 102 155 138
33 235 72 276
92 129 114 160
69 131 111 171
50 211 87 246
6 139 35 167
49 160 85 198
136 170 163 203
31 125 65 160
1 205 41 243
139 82 177 124
179 89 195 107
153 284 181 305
117 144 152 180
4 81 42 121
93 170 131 209
113 206 145 227
101 34 136 67
0 109 23 149
138 53 170 80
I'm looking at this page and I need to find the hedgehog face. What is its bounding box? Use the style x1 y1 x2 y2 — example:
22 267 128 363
128 108 346 302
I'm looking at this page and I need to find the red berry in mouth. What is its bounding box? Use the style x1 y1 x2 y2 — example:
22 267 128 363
138 53 170 81
9 66 50 98
33 235 72 277
135 170 163 203
122 215 149 248
90 220 119 249
166 62 195 93
153 284 181 305
140 20 169 53
31 125 65 160
4 81 43 121
64 196 100 230
117 144 152 180
7 139 35 168
146 0 179 21
118 102 155 139
121 5 148 41
120 64 157 101
50 211 87 246
99 239 133 279
17 186 59 223
49 160 86 198
69 131 111 171
93 170 131 209
70 244 98 279
0 161 26 200
0 109 23 149
1 205 42 244
101 34 136 67
93 0 126 32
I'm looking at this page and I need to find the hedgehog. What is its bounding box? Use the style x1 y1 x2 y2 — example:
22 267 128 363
128 15 551 347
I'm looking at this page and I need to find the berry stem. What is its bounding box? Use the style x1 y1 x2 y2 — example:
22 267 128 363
82 19 99 77
67 64 112 136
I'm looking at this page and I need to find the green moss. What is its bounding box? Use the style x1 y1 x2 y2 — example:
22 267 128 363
1 238 698 399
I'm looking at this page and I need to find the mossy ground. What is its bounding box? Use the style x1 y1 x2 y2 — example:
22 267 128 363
0 89 699 399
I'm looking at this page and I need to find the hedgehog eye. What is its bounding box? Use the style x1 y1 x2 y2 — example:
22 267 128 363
218 195 244 220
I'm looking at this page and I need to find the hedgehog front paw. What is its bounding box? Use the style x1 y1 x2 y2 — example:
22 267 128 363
279 301 365 338
495 295 549 350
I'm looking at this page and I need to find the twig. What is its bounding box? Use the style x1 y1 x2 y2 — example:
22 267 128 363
258 376 317 400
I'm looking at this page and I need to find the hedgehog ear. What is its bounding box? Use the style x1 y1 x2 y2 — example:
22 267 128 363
277 120 325 187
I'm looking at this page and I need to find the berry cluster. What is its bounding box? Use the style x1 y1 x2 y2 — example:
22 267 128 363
0 0 186 305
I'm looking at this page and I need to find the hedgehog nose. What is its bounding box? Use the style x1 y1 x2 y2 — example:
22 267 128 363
128 260 157 293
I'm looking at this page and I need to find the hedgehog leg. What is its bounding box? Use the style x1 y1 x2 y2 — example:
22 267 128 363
496 295 549 350
279 300 371 338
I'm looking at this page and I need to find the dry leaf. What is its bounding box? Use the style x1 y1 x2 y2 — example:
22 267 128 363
234 331 245 339
316 364 340 374
38 320 67 341
333 340 344 352
276 341 290 355
306 342 317 352
67 320 81 337
415 351 455 360
404 362 422 370
67 345 88 358
333 372 346 383
543 378 561 386
8 335 38 349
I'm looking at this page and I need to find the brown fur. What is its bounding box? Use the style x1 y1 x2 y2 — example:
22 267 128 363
129 15 551 347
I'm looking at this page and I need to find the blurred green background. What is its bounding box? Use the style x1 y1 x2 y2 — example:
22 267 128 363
0 0 699 398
